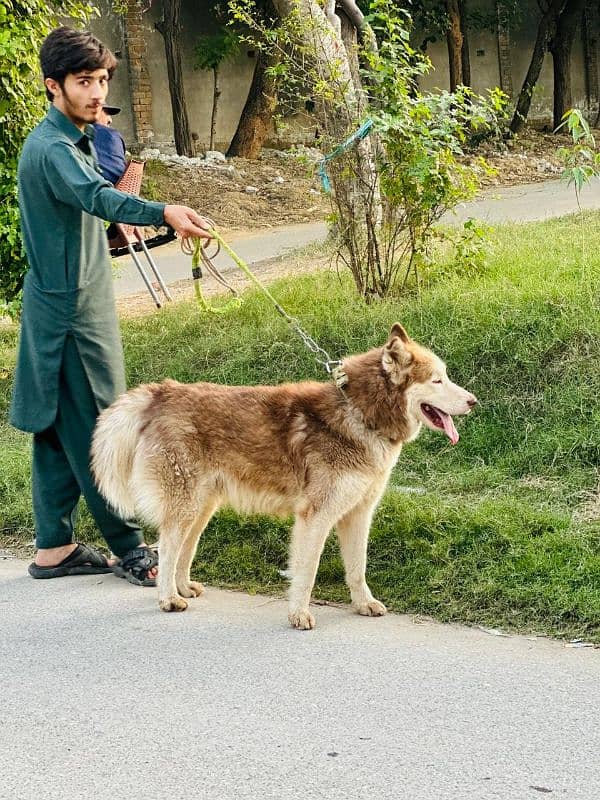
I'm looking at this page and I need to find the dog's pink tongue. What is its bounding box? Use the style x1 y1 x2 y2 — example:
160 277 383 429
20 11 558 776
440 411 459 445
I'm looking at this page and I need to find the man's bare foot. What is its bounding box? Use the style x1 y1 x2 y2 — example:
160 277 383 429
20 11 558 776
28 543 115 579
35 544 117 568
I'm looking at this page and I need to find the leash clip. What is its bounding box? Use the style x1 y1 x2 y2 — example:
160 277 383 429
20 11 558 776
327 361 348 389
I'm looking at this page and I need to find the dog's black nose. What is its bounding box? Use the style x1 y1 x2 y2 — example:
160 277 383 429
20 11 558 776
467 397 478 408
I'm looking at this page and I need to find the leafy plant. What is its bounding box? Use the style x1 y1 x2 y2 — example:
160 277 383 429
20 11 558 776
194 28 240 151
555 108 600 293
555 108 600 200
229 0 506 300
0 0 95 314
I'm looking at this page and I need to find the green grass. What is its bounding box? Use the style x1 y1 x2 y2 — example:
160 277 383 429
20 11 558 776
2 212 600 639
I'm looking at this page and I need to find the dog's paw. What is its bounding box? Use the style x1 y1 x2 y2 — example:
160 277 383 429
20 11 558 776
177 581 205 598
288 609 316 630
356 599 387 617
159 595 189 612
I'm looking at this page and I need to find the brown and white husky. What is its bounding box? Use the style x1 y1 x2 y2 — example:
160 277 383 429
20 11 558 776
92 323 477 629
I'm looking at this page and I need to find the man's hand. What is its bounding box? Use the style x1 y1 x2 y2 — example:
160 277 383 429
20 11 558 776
164 205 213 241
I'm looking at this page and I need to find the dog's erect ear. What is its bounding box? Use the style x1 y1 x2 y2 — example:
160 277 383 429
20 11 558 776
389 322 410 344
382 328 412 382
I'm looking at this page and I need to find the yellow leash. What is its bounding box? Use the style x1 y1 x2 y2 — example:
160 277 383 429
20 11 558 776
181 228 242 314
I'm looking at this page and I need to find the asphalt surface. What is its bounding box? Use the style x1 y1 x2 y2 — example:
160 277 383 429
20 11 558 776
1 556 600 800
113 177 600 298
114 221 328 298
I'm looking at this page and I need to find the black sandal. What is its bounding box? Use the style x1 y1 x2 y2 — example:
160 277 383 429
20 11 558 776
28 543 113 579
112 546 158 587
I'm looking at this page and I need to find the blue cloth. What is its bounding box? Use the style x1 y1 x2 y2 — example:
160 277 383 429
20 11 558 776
92 122 127 185
318 118 374 193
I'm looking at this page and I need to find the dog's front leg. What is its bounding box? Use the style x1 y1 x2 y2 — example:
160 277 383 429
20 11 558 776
287 512 334 630
336 496 387 618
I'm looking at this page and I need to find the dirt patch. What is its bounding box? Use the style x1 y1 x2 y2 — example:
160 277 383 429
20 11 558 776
142 149 328 234
0 535 34 560
462 127 572 187
139 128 586 234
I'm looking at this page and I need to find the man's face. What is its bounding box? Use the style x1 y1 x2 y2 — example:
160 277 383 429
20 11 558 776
45 69 109 129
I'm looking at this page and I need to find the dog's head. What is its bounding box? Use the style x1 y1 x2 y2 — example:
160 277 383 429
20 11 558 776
380 322 477 444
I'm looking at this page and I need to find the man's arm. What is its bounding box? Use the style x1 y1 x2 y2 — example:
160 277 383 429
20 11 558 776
43 140 211 240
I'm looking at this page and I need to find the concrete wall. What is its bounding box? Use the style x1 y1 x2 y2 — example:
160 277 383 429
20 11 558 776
419 0 502 96
95 0 258 152
91 11 135 141
417 0 591 124
92 0 598 153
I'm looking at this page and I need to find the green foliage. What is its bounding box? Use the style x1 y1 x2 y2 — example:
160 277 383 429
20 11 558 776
555 108 600 196
360 1 508 295
229 0 507 299
0 1 95 314
194 28 239 72
554 108 600 298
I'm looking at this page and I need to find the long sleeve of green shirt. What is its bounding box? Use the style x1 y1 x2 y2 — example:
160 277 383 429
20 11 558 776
10 104 168 432
17 104 166 292
43 138 164 225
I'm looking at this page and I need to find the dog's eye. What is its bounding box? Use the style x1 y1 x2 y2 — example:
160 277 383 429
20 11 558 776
432 379 442 384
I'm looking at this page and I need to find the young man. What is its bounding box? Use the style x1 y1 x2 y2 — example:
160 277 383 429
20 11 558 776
10 26 212 586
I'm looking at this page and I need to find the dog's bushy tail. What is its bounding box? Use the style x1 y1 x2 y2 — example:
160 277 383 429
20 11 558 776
91 386 152 519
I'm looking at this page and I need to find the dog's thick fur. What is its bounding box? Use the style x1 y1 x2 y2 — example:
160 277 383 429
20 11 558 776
91 324 476 629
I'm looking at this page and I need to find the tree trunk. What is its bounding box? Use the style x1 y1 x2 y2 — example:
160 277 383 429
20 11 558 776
339 8 363 107
227 52 277 159
459 0 471 87
338 0 378 56
509 0 566 134
271 0 382 297
583 1 599 123
210 67 220 152
548 0 586 128
155 0 193 156
446 0 464 91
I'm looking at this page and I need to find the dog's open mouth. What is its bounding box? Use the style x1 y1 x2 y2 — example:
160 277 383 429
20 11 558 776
420 403 459 445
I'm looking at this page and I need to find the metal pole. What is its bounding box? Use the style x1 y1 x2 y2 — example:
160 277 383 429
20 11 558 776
127 243 162 307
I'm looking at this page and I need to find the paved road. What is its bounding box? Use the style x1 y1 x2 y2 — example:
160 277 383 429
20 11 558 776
114 177 600 298
2 556 599 800
446 175 600 224
114 221 328 298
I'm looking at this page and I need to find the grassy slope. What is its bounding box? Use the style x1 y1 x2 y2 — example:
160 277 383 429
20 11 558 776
1 213 600 638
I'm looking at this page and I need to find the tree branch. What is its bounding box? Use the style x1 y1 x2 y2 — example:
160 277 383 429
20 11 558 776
337 0 378 54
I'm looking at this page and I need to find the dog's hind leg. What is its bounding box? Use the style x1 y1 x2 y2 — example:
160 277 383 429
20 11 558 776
336 492 387 618
158 518 194 612
174 500 219 599
287 511 336 630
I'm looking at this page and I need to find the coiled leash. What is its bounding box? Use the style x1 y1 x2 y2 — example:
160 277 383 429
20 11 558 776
180 222 348 392
180 228 242 314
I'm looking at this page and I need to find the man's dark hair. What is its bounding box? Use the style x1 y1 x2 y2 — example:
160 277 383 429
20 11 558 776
40 27 118 101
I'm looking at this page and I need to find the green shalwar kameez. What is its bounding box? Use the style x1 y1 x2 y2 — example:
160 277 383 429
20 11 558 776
10 105 166 556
